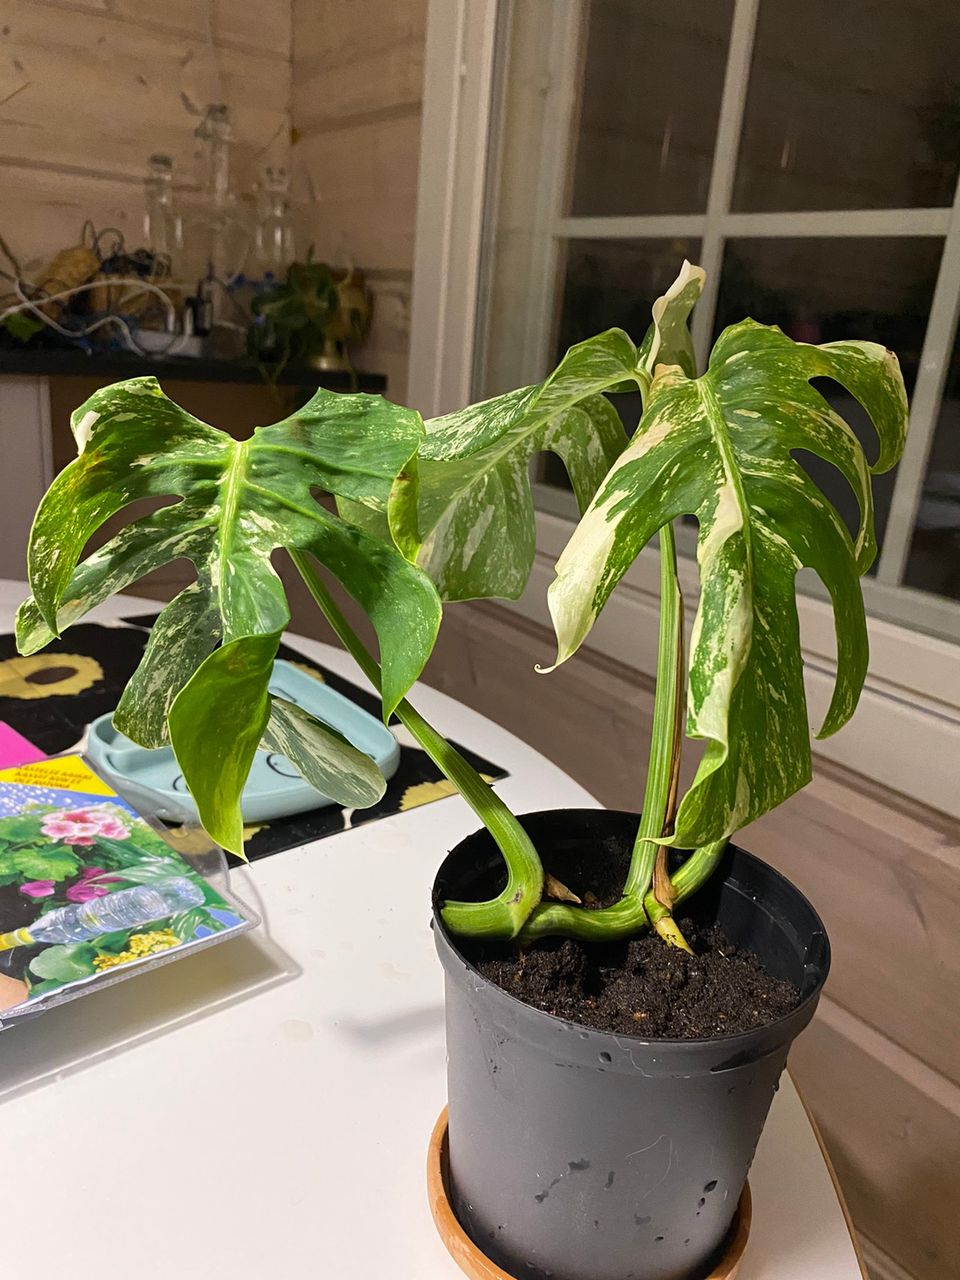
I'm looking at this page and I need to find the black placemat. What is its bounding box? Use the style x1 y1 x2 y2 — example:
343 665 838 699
0 617 507 862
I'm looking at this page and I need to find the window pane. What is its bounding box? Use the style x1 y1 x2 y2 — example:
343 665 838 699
734 0 960 212
905 323 960 600
714 237 944 560
568 0 734 217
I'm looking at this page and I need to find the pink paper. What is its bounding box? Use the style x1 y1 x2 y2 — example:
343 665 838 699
0 723 48 769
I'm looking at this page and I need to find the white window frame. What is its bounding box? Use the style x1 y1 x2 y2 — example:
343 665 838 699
409 0 960 820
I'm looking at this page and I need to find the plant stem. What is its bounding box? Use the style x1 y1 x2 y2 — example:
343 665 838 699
638 520 685 885
518 522 690 944
289 549 543 939
647 523 694 953
644 838 726 922
517 891 647 944
646 897 692 951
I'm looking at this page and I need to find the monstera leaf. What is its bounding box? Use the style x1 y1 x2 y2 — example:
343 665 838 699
343 330 637 601
547 319 908 847
16 378 440 852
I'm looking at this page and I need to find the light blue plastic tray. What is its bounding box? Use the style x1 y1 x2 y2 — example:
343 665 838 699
86 659 400 824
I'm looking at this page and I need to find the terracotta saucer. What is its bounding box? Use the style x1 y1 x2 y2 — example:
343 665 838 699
428 1107 752 1280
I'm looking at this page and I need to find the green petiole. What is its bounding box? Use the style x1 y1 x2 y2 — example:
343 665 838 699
517 521 709 946
290 549 544 940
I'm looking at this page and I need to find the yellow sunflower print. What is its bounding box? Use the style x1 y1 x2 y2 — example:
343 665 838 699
0 653 103 700
400 775 497 811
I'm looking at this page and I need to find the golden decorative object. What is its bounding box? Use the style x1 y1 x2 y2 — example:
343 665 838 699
308 268 372 372
162 825 219 857
329 267 372 345
399 779 460 811
34 244 100 316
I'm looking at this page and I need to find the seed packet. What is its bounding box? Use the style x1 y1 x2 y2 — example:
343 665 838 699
0 756 256 1024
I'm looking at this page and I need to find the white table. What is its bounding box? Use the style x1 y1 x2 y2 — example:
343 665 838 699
0 583 864 1279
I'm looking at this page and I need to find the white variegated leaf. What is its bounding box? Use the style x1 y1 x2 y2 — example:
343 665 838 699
16 378 439 853
416 392 627 600
262 697 387 808
547 319 908 847
342 330 636 601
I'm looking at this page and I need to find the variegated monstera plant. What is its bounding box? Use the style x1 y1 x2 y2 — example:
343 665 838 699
17 262 908 949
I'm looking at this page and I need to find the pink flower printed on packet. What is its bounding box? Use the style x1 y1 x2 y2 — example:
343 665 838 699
20 880 56 898
40 807 131 846
66 880 115 903
64 864 122 902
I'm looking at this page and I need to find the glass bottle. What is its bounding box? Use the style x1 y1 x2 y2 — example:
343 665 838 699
143 153 183 269
253 166 295 279
195 104 239 296
196 104 233 213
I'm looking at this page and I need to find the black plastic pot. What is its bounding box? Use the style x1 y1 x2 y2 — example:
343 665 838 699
432 810 830 1280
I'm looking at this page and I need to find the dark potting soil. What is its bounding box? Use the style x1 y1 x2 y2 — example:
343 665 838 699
458 830 801 1038
473 922 800 1038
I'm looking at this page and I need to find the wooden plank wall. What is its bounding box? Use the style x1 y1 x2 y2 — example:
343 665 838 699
0 0 422 391
0 0 292 279
289 0 427 400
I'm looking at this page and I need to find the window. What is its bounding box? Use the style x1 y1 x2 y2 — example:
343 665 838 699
568 1 734 218
474 0 960 638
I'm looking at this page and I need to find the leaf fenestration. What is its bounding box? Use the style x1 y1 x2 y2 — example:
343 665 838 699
17 378 440 852
547 318 908 847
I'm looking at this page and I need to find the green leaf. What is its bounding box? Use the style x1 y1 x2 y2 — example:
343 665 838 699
168 635 277 855
547 317 908 847
94 930 134 953
342 330 636 601
170 906 216 941
15 378 441 850
262 696 387 809
11 847 81 881
0 816 43 841
108 860 194 884
0 844 81 881
24 978 57 995
92 834 160 870
29 944 97 982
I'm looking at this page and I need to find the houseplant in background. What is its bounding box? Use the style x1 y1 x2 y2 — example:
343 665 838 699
246 254 339 386
246 255 372 386
16 262 906 1280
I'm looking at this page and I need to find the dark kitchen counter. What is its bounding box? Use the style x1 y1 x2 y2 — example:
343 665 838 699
0 346 386 392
